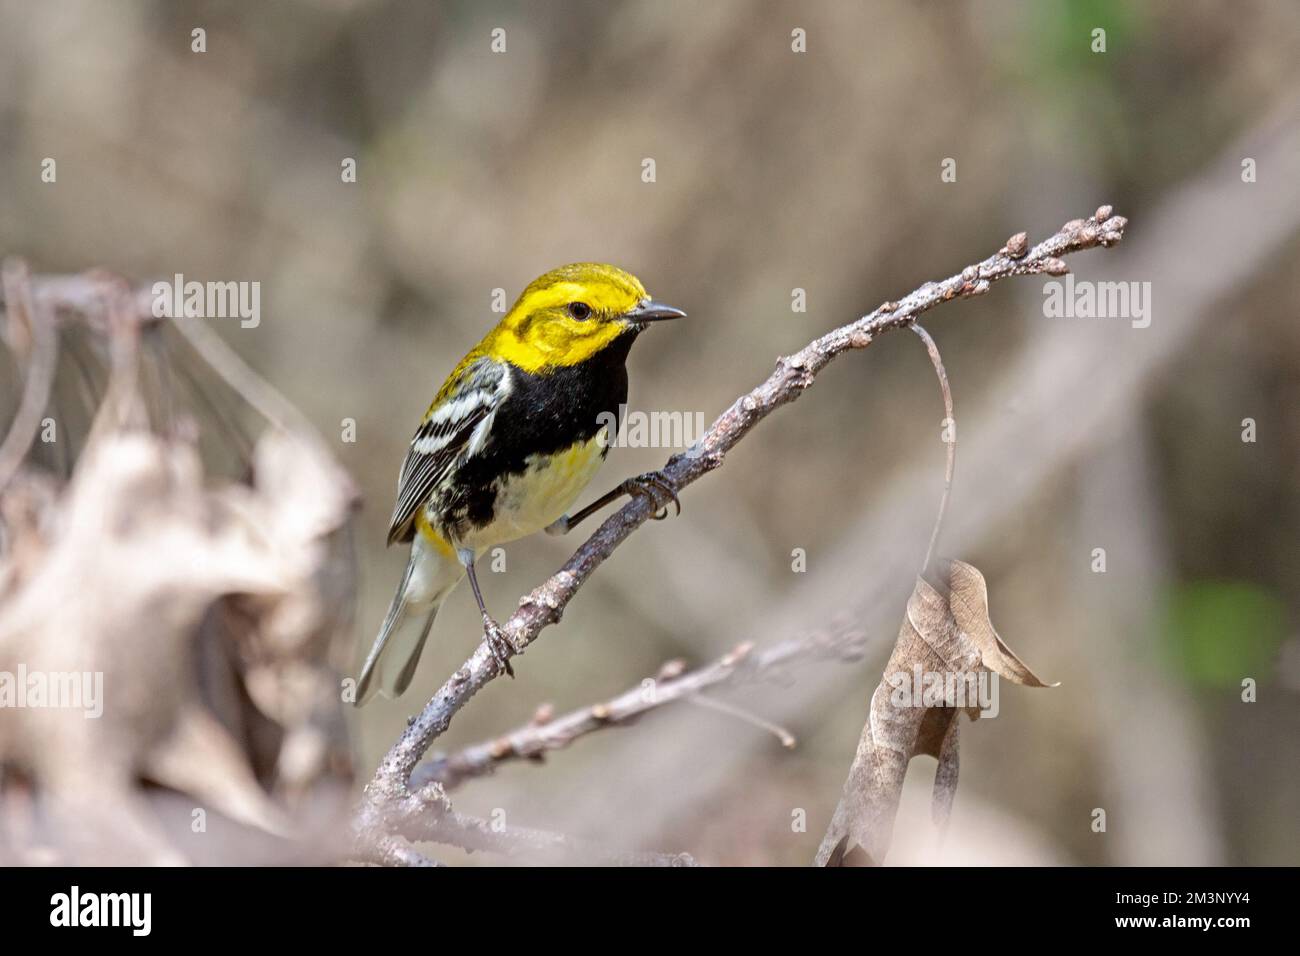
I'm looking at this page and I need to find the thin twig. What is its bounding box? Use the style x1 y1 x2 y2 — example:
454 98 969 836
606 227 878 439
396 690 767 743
360 834 441 867
357 785 694 865
686 694 797 748
911 323 955 576
410 628 868 791
169 312 318 440
166 333 256 462
421 811 695 866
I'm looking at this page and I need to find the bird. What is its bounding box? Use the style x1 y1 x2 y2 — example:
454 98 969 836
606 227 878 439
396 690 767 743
354 263 686 705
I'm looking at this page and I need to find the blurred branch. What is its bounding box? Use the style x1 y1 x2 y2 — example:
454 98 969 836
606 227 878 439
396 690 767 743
355 207 1127 862
169 311 326 446
0 268 322 450
367 834 440 868
0 262 59 491
425 811 694 865
412 627 870 792
352 783 694 866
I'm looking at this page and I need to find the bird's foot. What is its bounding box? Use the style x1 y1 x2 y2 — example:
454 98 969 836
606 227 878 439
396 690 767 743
624 470 681 521
482 615 515 678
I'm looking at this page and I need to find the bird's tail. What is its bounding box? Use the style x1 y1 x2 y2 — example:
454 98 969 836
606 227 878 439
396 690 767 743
355 546 461 706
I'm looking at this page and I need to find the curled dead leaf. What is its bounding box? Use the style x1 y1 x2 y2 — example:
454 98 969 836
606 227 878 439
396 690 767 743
934 558 1057 689
817 558 1055 866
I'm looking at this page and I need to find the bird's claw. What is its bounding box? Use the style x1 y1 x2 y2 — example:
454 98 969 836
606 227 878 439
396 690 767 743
625 471 681 520
482 615 515 678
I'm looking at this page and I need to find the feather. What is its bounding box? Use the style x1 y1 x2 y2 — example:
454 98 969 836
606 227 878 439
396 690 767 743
386 359 509 544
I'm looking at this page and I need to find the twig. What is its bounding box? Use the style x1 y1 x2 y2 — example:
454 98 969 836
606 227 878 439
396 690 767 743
410 628 868 791
362 834 441 868
169 312 318 440
911 323 955 576
686 694 797 748
422 811 695 866
355 784 694 866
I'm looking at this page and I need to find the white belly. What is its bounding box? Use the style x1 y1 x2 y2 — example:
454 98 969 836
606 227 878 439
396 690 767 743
460 430 608 552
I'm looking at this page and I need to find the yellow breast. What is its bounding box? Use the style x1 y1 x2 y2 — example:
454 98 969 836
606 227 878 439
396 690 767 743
459 429 608 552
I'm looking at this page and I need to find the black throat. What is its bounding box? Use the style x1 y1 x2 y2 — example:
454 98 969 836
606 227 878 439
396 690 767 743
445 327 638 531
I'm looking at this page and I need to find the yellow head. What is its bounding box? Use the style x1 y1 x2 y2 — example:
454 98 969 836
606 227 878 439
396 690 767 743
484 263 685 373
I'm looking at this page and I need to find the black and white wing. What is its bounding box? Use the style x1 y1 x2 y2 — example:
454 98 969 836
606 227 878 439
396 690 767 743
386 358 508 545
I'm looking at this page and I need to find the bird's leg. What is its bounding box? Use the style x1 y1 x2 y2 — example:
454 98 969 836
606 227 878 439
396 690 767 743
457 548 515 678
545 470 681 536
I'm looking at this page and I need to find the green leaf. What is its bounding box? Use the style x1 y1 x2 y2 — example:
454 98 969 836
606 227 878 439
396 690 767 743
1163 581 1286 686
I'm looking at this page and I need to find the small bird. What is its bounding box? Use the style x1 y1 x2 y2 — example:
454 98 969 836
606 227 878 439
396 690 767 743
355 263 686 704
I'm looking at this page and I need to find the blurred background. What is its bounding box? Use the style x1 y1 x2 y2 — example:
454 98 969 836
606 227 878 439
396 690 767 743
1 0 1297 865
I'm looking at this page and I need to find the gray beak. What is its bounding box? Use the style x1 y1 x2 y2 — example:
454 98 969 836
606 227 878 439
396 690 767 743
627 298 687 323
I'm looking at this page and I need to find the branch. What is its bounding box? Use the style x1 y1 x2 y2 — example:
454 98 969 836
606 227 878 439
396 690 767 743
411 627 871 792
424 812 695 866
361 206 1127 808
354 784 695 866
363 834 441 868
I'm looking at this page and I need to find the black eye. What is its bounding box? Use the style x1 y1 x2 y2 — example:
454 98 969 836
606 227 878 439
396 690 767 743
568 301 593 321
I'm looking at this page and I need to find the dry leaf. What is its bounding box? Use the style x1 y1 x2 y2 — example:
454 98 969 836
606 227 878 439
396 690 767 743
938 559 1056 689
0 431 356 864
817 558 1054 866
